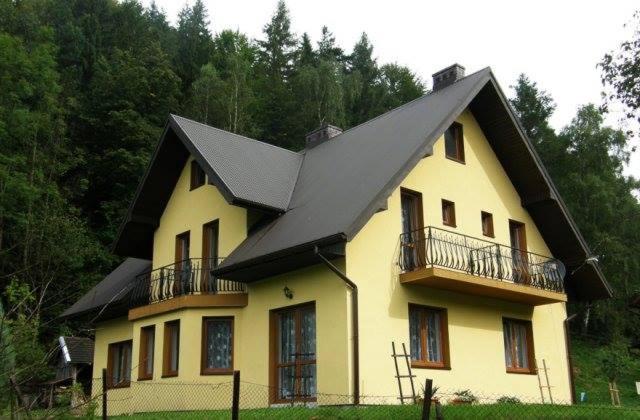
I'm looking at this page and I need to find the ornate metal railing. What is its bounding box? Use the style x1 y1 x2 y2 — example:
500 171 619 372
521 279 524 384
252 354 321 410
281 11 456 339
129 258 246 307
398 226 565 293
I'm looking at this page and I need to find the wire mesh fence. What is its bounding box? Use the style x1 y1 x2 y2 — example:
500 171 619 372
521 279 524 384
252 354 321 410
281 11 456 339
6 374 640 419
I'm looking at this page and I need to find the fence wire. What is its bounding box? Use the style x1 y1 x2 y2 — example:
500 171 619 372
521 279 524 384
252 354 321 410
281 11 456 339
6 377 640 419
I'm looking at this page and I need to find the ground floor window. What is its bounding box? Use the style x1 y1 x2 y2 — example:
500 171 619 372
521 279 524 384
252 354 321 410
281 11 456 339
201 317 233 374
503 318 535 373
138 325 155 380
408 304 450 369
271 303 316 403
107 340 132 388
163 320 180 377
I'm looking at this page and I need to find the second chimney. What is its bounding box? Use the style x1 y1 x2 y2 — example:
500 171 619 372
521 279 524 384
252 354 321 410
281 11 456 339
305 123 343 148
432 64 465 91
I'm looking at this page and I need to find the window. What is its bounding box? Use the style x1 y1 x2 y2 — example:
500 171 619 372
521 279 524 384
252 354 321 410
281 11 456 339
503 318 535 374
408 305 450 369
441 200 456 227
190 160 206 190
201 317 234 375
163 320 180 377
509 220 530 284
107 340 132 388
400 189 425 270
175 231 190 269
444 122 464 163
481 212 494 237
270 303 316 403
138 326 155 380
201 221 219 292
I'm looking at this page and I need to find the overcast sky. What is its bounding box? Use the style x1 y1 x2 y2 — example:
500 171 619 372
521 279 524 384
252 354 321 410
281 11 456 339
145 0 639 178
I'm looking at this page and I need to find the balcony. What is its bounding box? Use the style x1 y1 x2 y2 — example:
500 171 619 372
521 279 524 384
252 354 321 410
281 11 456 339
398 227 567 305
128 258 247 319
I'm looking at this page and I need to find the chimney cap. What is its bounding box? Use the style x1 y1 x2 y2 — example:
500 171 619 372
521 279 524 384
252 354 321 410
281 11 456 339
432 63 466 91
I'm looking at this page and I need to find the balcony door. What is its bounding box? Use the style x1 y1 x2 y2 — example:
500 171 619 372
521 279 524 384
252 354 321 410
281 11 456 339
509 221 529 284
270 303 316 403
202 220 219 292
174 231 191 295
401 189 425 270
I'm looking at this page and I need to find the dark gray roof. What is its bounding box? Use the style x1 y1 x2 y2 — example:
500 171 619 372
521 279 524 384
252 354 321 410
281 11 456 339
171 115 303 211
61 258 151 319
217 69 491 269
59 336 94 364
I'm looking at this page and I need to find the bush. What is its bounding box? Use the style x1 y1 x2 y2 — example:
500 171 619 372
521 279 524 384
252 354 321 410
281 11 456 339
496 395 521 404
453 389 478 403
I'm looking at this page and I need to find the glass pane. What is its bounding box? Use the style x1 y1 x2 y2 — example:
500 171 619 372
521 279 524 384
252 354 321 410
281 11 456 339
278 366 296 400
445 127 457 157
409 309 422 361
426 311 442 363
503 323 513 367
145 330 154 374
170 326 179 371
515 324 528 368
124 343 132 382
279 312 296 363
300 364 316 398
206 320 232 369
300 309 316 361
111 346 121 384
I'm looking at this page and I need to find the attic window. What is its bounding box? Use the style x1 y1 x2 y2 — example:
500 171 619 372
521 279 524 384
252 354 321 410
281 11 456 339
190 161 206 190
444 122 465 163
442 200 456 227
481 211 494 237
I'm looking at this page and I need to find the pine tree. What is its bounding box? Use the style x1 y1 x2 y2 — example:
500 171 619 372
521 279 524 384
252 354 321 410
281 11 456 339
317 26 343 63
175 0 214 92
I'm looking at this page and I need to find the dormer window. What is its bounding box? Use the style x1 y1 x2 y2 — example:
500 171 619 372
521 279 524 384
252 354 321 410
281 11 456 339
444 122 464 163
190 160 206 190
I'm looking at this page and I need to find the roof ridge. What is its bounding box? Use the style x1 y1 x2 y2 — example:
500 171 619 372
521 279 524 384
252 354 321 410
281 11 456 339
327 67 492 141
170 114 303 158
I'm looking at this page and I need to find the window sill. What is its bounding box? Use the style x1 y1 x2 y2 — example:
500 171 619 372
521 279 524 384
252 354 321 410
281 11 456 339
201 369 234 376
482 232 495 238
411 362 451 370
506 368 536 375
443 222 457 228
445 156 466 165
161 373 179 378
107 382 131 389
137 376 153 381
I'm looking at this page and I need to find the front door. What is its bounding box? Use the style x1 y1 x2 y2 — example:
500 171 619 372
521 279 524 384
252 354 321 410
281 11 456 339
509 221 529 284
271 303 316 403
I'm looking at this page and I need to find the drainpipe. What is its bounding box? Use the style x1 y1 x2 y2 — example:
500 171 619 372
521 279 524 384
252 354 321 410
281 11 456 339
564 313 578 404
314 246 360 405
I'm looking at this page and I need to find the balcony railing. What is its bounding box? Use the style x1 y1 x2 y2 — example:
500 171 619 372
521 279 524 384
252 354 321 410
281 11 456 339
398 226 565 293
130 258 246 307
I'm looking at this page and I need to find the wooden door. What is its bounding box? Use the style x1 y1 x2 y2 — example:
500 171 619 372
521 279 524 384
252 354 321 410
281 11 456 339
401 189 425 270
509 221 529 284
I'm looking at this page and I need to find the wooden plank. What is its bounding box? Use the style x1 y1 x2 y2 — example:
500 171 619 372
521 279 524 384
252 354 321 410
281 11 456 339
128 293 248 321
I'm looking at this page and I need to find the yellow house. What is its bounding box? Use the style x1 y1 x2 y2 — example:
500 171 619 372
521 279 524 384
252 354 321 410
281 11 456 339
62 64 611 415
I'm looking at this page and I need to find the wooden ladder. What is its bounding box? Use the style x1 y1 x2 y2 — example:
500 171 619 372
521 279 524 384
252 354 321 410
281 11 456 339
536 358 554 404
392 342 417 404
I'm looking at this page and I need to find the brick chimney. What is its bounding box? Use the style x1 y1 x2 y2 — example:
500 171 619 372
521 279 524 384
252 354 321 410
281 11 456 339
432 64 466 91
305 123 343 148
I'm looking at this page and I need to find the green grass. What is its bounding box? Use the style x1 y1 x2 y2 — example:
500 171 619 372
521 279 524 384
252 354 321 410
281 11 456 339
572 337 640 407
107 403 640 419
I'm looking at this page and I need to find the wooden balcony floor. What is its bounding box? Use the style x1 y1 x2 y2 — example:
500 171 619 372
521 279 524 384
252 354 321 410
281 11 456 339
400 267 566 305
128 293 248 321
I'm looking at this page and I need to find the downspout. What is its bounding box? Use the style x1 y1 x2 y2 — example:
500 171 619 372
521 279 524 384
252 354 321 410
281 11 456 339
564 313 578 404
314 246 360 405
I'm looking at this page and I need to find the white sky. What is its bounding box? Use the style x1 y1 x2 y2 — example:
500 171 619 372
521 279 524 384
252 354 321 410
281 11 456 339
145 0 640 178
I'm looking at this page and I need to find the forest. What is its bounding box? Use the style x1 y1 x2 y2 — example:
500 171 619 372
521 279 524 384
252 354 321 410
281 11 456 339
0 0 639 391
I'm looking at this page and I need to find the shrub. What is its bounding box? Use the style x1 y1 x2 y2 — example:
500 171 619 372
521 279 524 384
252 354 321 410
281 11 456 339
496 395 521 404
453 389 478 403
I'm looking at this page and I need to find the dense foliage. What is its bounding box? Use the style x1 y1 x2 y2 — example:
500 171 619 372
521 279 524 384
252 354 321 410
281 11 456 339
0 0 638 392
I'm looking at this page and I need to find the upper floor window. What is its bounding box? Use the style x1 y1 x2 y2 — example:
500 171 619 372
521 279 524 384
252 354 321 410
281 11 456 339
409 304 450 369
201 317 234 375
441 199 456 227
138 325 155 380
107 340 132 388
503 318 535 374
175 231 190 269
190 160 206 190
163 320 180 377
481 211 494 237
444 122 465 163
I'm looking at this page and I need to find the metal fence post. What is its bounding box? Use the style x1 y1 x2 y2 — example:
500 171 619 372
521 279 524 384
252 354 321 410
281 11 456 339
232 370 240 420
102 368 107 420
421 378 432 420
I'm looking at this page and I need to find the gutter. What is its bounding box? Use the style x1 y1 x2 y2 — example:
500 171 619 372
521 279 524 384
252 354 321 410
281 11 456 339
314 246 360 405
564 313 578 404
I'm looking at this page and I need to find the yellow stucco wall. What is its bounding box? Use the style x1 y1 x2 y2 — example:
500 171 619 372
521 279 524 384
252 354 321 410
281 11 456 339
346 109 571 402
152 156 247 269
